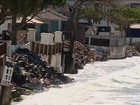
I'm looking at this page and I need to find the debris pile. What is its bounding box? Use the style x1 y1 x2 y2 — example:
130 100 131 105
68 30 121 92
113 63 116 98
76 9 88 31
126 45 140 57
132 42 140 52
6 48 73 91
63 41 107 69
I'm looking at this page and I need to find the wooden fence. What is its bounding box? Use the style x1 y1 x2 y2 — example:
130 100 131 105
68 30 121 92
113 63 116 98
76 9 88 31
32 42 62 55
32 42 63 66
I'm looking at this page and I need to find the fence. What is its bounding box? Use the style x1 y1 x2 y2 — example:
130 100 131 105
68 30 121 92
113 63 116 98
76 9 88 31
32 42 63 72
0 66 13 86
0 42 12 105
31 31 64 73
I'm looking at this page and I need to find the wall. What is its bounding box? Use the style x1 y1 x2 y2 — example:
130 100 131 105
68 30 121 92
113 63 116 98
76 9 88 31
126 28 140 44
85 35 126 59
0 20 11 34
50 21 58 32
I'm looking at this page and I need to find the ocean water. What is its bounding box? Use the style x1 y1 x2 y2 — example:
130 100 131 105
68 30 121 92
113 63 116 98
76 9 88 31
13 57 140 105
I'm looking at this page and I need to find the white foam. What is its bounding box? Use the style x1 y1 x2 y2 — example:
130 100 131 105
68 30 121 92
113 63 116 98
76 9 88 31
13 57 140 105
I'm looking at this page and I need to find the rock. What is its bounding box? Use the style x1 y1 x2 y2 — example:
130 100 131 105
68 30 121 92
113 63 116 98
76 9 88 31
75 62 84 69
126 45 140 57
41 78 51 87
6 48 74 92
22 83 43 90
12 90 21 99
56 73 74 84
14 87 31 95
64 41 107 68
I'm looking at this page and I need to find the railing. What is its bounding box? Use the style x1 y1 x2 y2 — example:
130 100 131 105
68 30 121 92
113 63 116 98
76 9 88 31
32 42 62 56
32 42 63 72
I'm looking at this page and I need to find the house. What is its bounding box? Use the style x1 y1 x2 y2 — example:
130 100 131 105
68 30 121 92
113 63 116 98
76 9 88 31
0 8 68 41
34 8 68 40
16 8 68 41
84 21 126 59
126 24 140 44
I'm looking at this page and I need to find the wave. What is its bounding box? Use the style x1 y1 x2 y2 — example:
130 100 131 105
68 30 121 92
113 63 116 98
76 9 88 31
13 57 140 105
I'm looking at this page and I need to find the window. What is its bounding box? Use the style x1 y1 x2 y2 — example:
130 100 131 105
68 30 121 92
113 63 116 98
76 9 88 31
85 37 89 44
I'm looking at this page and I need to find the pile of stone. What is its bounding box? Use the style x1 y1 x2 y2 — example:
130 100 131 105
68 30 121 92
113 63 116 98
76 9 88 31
126 45 140 57
64 41 107 69
132 42 140 52
6 48 73 91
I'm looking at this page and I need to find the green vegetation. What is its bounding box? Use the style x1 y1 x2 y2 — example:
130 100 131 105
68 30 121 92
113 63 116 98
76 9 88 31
108 6 140 42
108 6 140 26
0 0 66 44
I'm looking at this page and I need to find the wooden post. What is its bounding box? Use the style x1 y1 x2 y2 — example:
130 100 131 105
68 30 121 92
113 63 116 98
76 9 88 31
0 56 11 105
48 45 53 64
34 42 37 53
0 42 12 105
56 44 58 53
32 42 35 52
44 45 48 55
0 86 12 105
36 43 40 54
59 43 62 52
43 44 45 55
53 44 56 55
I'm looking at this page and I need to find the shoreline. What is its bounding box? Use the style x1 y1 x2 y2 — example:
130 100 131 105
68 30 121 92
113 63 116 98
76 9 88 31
11 56 140 105
10 41 140 104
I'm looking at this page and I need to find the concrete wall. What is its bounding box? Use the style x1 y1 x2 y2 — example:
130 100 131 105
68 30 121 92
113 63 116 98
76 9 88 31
85 35 126 59
0 20 11 34
108 46 126 59
89 44 126 59
126 37 140 44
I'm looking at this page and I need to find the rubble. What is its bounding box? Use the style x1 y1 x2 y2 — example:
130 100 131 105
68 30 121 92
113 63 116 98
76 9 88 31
64 41 140 69
9 41 107 93
126 45 140 57
6 48 74 92
63 41 108 69
7 41 140 101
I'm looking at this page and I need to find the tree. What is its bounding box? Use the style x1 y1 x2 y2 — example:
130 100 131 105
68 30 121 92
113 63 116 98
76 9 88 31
108 6 140 28
107 6 140 44
64 0 113 73
0 0 66 44
79 0 115 24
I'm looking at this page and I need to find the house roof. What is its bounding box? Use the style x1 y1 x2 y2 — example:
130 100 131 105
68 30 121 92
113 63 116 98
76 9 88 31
37 8 68 21
17 17 44 24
